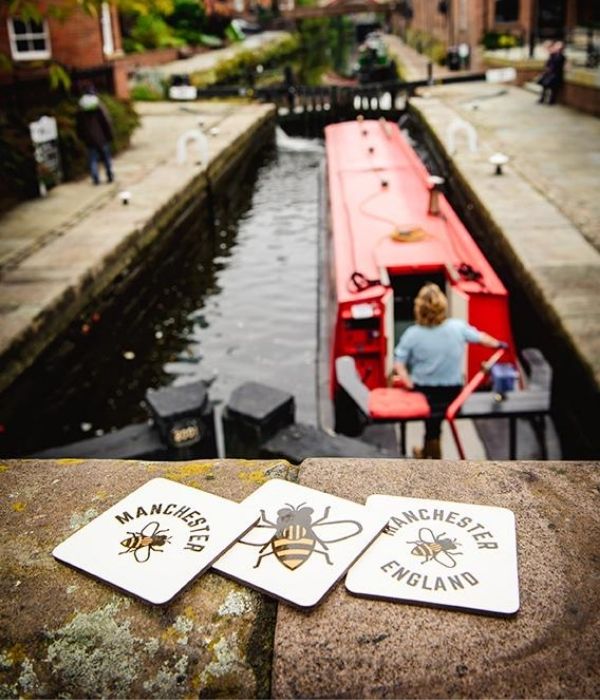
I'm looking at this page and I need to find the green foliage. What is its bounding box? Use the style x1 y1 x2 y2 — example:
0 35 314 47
7 0 175 22
482 31 522 50
405 28 447 65
48 63 72 91
164 0 208 46
130 82 164 100
191 34 300 87
0 96 139 213
128 13 185 50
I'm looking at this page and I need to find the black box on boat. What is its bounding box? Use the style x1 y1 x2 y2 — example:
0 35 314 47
223 382 295 456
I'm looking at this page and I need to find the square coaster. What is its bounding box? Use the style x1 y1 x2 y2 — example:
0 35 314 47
212 479 388 609
53 478 258 605
345 495 519 615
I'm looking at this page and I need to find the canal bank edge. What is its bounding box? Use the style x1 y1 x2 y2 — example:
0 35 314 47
0 457 598 698
0 104 276 398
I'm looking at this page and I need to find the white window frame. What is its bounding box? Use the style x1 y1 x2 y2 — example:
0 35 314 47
100 3 115 56
7 17 52 61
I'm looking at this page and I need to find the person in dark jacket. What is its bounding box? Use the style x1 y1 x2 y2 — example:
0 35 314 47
76 85 114 184
538 41 566 105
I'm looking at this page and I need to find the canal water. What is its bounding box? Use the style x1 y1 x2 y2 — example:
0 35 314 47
0 132 324 456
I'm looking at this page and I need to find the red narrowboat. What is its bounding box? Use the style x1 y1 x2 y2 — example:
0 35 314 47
324 118 523 438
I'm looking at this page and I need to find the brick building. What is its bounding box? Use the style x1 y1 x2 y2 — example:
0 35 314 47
0 1 127 100
397 0 591 55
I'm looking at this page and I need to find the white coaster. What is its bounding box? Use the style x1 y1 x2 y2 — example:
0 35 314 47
53 478 258 605
346 495 519 615
212 479 388 609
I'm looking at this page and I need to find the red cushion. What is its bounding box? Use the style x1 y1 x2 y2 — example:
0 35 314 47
368 388 431 420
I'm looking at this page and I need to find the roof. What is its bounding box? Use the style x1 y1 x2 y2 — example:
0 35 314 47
325 119 507 305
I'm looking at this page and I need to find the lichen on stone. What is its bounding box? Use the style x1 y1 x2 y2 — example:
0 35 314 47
69 508 99 531
202 634 241 680
163 462 215 483
18 657 43 695
142 654 189 697
217 590 255 617
0 650 13 670
45 599 148 698
172 615 194 645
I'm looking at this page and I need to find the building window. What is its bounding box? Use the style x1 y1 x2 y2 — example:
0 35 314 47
495 0 519 22
7 17 51 60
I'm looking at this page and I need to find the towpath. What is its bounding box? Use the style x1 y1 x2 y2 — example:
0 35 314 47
0 101 275 395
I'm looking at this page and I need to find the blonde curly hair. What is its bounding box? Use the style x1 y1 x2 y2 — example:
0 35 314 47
414 283 448 327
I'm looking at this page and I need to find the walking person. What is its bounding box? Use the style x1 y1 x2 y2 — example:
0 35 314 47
392 283 508 459
76 84 114 185
537 41 566 105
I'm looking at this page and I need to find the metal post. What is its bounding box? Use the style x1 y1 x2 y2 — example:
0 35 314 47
509 416 517 459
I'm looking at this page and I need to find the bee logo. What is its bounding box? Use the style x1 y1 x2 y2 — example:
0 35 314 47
240 503 363 570
119 521 172 563
407 527 462 569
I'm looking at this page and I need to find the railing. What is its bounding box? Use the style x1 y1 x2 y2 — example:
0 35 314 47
191 72 487 131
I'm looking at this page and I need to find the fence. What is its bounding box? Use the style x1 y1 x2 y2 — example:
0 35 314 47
193 73 486 135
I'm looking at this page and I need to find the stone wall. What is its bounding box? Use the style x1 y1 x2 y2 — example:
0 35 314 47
1 457 598 698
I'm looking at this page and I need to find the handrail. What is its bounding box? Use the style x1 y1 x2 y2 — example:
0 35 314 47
445 348 505 459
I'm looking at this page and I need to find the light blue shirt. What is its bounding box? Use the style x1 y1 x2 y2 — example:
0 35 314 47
394 318 481 386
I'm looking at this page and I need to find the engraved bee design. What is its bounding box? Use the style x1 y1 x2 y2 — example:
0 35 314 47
407 527 462 569
119 521 172 563
240 503 363 570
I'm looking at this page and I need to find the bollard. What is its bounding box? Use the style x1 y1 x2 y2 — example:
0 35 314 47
176 128 209 166
223 382 295 458
446 117 478 155
145 380 216 458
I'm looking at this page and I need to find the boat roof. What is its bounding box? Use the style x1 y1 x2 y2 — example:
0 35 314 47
325 119 507 304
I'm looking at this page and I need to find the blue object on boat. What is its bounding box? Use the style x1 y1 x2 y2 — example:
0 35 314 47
491 363 518 396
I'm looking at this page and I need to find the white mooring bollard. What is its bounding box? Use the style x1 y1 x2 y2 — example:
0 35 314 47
176 128 209 166
446 117 478 155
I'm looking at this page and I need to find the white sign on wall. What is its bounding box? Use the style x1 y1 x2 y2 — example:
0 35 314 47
346 495 519 615
212 479 389 609
53 478 258 604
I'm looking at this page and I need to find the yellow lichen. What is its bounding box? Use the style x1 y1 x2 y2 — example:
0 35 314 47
56 459 85 466
0 464 9 473
11 502 26 512
238 469 268 485
163 462 215 483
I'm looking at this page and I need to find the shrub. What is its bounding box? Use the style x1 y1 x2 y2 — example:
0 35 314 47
130 83 164 101
129 13 185 50
482 31 521 50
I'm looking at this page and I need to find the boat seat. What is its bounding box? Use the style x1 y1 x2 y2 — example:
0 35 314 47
335 355 431 421
368 388 431 420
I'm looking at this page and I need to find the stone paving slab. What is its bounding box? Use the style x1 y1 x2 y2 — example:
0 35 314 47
409 83 600 390
0 102 276 395
273 458 600 699
0 457 296 699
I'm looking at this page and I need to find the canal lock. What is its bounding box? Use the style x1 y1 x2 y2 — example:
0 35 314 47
1 93 595 459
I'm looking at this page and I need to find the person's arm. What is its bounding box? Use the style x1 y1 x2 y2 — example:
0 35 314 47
478 331 508 350
392 360 414 389
99 103 114 143
392 329 415 388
